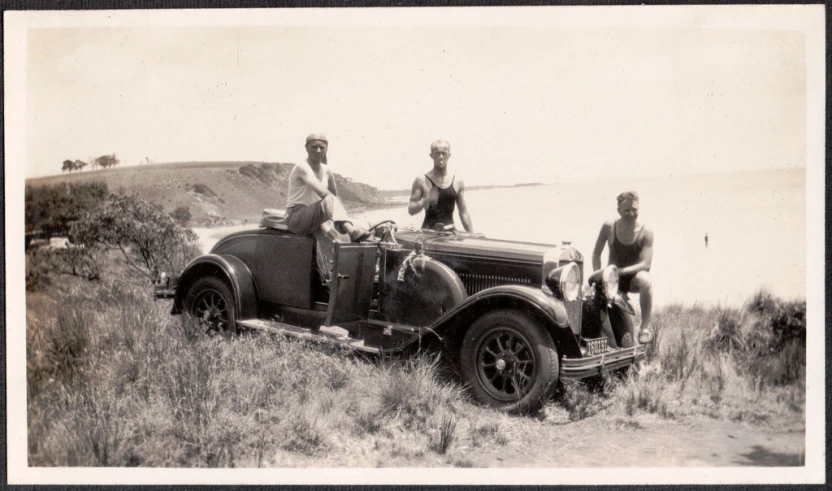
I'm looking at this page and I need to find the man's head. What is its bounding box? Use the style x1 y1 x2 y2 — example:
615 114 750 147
429 140 451 170
616 191 640 222
305 133 328 165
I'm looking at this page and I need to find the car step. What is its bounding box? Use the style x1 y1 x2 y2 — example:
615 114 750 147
237 319 380 354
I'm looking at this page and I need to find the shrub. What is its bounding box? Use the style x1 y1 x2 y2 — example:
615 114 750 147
25 251 53 291
25 182 108 237
706 307 745 353
169 206 192 226
558 378 606 421
70 193 201 280
741 290 806 386
26 247 101 286
191 184 217 198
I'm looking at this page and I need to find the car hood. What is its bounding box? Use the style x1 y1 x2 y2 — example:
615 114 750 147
395 229 563 265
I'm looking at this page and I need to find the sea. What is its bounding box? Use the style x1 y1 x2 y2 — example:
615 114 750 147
196 168 807 307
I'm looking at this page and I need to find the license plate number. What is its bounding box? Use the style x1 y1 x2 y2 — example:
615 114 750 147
585 337 608 356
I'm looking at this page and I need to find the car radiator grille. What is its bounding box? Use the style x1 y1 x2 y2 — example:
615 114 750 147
457 273 532 296
563 297 583 335
457 266 583 333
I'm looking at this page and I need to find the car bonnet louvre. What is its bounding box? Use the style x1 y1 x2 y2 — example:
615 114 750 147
457 272 533 296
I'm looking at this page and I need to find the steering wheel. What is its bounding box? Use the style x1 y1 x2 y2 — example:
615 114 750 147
368 219 397 232
368 220 400 249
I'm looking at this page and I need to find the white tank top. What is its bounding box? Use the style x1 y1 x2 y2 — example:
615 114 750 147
286 162 328 209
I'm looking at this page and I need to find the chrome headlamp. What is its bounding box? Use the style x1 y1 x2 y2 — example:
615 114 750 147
588 265 619 300
545 262 581 301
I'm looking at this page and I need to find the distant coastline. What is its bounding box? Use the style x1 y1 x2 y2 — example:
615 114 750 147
378 182 545 198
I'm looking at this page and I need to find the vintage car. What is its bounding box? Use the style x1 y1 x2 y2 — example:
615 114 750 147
154 210 645 414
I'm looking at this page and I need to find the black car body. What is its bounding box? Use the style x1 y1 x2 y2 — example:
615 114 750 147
154 210 645 414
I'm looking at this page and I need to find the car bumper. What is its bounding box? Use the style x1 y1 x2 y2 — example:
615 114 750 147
153 284 176 299
560 345 647 379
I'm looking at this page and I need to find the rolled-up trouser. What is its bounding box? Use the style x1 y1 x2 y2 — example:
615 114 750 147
285 195 351 281
284 194 352 236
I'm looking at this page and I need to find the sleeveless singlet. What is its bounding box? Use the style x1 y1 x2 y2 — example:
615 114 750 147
422 175 457 230
286 163 327 209
609 221 644 292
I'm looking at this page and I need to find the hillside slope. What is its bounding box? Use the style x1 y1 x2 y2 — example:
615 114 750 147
25 161 384 226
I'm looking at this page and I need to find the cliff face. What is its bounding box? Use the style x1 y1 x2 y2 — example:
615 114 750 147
26 161 384 226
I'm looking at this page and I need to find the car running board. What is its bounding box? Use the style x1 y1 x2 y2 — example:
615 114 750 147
236 319 381 354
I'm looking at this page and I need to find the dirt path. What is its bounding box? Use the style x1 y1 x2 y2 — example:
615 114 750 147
265 411 804 469
446 414 805 468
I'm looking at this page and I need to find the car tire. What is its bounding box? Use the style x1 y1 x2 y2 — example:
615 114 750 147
460 310 559 414
184 276 237 336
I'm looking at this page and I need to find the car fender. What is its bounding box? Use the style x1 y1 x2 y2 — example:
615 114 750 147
172 254 258 319
613 292 636 315
429 284 582 358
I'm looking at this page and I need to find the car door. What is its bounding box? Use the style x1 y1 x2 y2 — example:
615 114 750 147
325 242 378 326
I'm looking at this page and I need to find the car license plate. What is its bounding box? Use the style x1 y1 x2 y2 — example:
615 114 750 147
584 337 608 356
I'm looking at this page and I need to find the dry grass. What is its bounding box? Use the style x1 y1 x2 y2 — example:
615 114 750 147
602 293 806 422
26 250 805 466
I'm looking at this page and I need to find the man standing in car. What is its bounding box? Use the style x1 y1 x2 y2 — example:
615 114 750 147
408 140 474 232
592 191 654 344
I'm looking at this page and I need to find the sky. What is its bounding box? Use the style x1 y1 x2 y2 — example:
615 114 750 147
22 9 811 190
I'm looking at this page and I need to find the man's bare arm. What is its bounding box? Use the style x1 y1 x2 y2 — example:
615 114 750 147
296 164 331 198
327 170 339 197
456 178 474 232
617 228 654 277
408 177 428 216
591 222 611 272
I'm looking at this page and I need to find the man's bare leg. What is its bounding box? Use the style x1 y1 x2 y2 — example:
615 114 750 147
320 195 368 241
631 272 653 343
318 220 346 242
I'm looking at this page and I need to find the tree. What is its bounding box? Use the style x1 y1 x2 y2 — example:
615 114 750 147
62 160 74 173
73 160 88 172
95 154 120 169
70 193 200 280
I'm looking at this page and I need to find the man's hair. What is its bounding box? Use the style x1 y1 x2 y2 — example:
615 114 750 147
430 140 451 153
616 191 639 206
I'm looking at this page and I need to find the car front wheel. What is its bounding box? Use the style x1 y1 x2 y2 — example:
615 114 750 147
460 310 559 414
184 276 237 335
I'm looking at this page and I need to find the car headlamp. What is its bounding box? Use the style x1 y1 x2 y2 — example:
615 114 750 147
588 265 619 300
545 262 581 301
602 266 619 299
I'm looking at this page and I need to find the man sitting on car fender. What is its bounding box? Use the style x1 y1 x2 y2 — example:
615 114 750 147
592 191 654 344
285 133 370 278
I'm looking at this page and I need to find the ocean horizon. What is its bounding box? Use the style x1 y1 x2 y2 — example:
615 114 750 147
197 167 806 308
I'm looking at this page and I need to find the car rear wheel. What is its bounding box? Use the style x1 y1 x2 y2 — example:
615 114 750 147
460 310 559 414
184 276 237 335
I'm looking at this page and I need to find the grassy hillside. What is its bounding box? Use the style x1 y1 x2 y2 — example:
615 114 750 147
26 249 805 467
26 162 385 226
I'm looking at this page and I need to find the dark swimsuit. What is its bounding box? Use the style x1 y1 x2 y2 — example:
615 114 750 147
422 175 457 230
609 221 644 293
